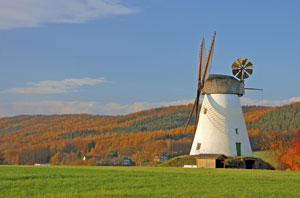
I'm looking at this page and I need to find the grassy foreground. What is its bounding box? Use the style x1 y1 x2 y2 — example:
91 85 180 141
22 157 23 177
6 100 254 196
0 166 300 198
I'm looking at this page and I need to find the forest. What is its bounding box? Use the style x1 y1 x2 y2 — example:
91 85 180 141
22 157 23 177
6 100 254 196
0 102 299 170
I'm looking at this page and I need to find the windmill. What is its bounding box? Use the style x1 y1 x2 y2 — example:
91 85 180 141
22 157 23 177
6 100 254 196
185 31 253 156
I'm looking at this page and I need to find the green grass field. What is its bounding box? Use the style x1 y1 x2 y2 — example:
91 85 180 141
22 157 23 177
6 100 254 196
1 166 300 198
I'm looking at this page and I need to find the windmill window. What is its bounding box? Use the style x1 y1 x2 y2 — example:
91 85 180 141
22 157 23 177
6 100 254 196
235 128 239 134
196 143 201 150
203 108 208 114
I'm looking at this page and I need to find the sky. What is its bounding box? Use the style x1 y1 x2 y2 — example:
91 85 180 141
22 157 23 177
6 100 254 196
0 0 299 117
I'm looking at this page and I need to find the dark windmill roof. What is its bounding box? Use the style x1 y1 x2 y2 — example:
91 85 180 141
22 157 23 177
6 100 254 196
194 154 228 160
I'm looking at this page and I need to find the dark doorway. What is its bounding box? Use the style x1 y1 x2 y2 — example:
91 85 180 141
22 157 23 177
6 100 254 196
216 160 224 168
236 142 241 156
245 160 256 169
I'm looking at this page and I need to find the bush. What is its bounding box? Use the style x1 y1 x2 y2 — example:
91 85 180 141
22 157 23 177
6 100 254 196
225 158 244 168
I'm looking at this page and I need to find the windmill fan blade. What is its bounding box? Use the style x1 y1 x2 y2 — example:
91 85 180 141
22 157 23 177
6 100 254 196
236 58 243 66
245 68 253 75
243 71 249 79
237 71 243 79
232 62 240 69
232 68 240 76
244 69 251 76
242 58 248 65
245 61 253 68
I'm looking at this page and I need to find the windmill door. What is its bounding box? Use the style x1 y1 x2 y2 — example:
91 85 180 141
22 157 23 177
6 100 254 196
236 143 241 156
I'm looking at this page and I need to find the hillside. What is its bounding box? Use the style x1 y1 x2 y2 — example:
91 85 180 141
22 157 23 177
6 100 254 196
0 102 299 166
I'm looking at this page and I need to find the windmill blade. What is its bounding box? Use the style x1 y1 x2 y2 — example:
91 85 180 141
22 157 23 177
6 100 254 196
194 94 199 129
245 61 253 68
234 70 241 78
192 39 206 131
243 71 250 79
232 68 240 76
235 58 243 66
183 96 198 133
200 39 206 82
205 44 214 80
194 92 202 130
232 61 240 69
245 68 253 75
197 38 205 83
237 71 243 79
201 40 206 80
201 31 216 83
242 58 248 65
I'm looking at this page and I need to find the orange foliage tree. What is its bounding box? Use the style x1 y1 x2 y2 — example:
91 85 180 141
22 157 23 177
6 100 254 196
280 130 300 171
263 130 300 170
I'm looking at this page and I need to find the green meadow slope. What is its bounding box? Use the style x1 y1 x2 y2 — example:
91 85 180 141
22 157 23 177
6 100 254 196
0 166 300 198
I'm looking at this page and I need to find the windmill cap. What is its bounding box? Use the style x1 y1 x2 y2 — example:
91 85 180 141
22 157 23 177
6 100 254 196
202 74 244 96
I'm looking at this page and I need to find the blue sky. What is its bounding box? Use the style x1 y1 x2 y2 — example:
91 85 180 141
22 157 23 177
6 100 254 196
0 0 299 117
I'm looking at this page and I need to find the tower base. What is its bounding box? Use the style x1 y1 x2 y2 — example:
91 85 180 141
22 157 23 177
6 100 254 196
190 94 252 156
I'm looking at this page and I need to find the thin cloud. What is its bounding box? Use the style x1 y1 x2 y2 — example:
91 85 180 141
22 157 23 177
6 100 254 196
0 0 138 30
0 77 106 94
160 99 195 107
240 97 300 106
0 97 299 118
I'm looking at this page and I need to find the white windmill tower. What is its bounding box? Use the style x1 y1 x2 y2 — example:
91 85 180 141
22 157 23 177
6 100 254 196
184 31 253 156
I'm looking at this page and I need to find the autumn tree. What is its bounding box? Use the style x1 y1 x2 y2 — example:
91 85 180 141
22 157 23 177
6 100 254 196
262 131 296 170
0 151 4 164
280 130 300 171
50 152 63 165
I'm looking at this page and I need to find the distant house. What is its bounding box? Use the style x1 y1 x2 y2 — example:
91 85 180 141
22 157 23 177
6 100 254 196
160 152 168 162
34 163 50 166
82 156 102 161
183 165 197 168
121 156 134 166
195 154 227 168
82 155 135 166
153 156 160 162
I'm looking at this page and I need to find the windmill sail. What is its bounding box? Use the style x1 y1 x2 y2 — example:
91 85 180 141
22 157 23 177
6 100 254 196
199 39 206 82
201 31 216 82
204 43 214 81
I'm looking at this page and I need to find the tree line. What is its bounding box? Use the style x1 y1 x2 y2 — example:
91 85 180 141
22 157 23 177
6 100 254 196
0 102 299 168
